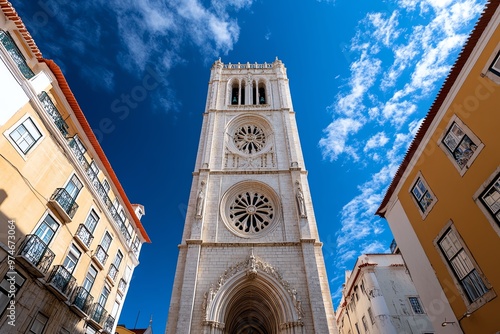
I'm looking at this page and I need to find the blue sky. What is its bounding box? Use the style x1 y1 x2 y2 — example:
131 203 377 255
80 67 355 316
12 0 487 332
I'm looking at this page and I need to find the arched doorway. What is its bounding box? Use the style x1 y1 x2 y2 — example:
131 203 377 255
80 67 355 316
203 255 304 334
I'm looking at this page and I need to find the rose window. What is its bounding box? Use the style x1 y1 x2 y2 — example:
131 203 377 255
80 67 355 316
229 191 274 234
233 125 266 154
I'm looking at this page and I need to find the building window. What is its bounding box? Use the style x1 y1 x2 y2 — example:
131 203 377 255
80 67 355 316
29 312 48 334
440 118 482 173
0 272 25 316
408 296 424 314
367 307 374 324
479 173 500 226
8 117 42 154
86 210 99 234
354 322 361 334
83 265 98 293
438 227 489 303
63 244 82 274
410 175 436 215
362 315 369 331
34 214 59 245
488 50 500 76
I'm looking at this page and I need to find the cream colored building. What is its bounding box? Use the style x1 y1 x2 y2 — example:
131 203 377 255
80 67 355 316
166 59 338 333
0 1 150 333
376 1 500 333
336 253 434 334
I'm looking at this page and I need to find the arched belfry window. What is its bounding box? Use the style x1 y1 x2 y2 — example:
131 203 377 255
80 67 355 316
231 80 239 105
258 82 266 104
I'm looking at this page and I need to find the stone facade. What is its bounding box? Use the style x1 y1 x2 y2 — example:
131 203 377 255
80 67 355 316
166 59 338 333
336 254 434 334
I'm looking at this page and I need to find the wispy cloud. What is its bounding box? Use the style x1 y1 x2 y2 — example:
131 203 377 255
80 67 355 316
21 0 254 110
320 0 486 299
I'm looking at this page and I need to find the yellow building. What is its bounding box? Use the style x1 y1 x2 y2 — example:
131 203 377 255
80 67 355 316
0 1 150 333
376 2 499 333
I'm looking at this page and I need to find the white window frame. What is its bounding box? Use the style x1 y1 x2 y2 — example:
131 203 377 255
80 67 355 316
3 114 44 158
481 42 500 84
434 221 495 312
438 116 483 175
473 167 500 236
409 172 437 219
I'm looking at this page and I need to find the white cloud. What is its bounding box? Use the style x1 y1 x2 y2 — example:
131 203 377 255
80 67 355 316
368 11 400 47
319 118 364 161
363 132 389 152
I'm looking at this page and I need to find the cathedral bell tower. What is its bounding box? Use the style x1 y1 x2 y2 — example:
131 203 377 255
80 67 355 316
166 58 338 334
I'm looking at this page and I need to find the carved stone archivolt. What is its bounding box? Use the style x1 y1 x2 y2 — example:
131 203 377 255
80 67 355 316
202 253 304 325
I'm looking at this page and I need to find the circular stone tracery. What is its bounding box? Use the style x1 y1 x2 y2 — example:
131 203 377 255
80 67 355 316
233 125 266 154
229 191 274 234
221 182 281 238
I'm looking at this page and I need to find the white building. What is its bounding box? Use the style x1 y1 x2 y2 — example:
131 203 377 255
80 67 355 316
336 254 434 334
165 59 338 333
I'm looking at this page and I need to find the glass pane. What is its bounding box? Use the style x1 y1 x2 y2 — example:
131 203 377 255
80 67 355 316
34 215 58 244
450 250 474 280
462 270 488 301
24 118 42 141
85 211 99 232
417 179 427 194
65 175 83 198
443 132 459 151
102 233 112 250
439 230 460 259
419 192 433 212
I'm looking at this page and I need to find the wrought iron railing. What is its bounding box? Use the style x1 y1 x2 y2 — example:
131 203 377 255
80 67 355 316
0 30 34 79
76 224 94 248
89 302 108 326
118 278 127 295
46 265 76 297
103 315 115 334
107 264 118 281
51 188 79 219
17 234 55 274
68 138 133 246
39 92 69 136
94 245 109 266
71 286 94 314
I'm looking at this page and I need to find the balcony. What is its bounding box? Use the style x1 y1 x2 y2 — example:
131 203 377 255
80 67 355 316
92 245 108 269
16 234 55 277
68 138 134 246
88 302 108 329
70 286 94 318
0 30 35 79
117 278 127 296
46 265 76 300
39 92 69 136
49 188 79 222
107 264 119 283
75 224 94 251
103 315 115 334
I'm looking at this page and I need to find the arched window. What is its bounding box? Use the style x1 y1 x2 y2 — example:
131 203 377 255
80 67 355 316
231 80 239 105
258 82 266 104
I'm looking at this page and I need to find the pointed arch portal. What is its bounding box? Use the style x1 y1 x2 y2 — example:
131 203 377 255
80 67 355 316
203 256 304 334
